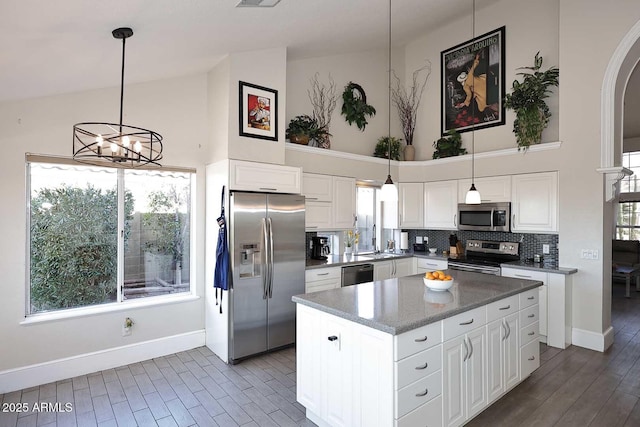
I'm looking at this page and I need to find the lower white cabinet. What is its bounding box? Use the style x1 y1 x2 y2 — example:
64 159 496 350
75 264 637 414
374 258 416 281
417 258 448 274
443 323 487 427
486 313 520 404
502 267 572 349
305 268 341 293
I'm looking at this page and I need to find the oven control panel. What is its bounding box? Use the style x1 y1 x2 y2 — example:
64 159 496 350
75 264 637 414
466 240 519 256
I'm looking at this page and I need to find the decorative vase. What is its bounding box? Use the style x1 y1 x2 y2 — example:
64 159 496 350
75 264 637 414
289 134 309 145
404 145 415 161
345 245 352 255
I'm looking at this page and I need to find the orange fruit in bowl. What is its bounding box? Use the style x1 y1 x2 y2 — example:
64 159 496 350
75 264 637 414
426 272 435 280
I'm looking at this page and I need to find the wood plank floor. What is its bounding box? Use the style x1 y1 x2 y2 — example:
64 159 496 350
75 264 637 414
1 279 639 427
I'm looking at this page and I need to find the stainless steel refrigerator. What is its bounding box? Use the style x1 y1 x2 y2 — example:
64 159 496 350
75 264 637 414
228 191 305 363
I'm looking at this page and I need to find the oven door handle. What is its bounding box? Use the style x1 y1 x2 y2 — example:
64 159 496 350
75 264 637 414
490 208 494 230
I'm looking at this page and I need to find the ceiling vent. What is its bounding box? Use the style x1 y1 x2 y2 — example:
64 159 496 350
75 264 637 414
236 0 282 7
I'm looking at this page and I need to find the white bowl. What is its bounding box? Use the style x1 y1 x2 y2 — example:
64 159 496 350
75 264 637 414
428 248 437 254
423 277 453 291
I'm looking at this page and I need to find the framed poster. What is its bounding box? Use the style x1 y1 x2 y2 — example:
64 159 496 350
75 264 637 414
441 26 505 135
239 81 278 141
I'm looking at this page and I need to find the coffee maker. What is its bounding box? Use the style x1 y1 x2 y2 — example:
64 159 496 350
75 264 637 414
311 236 330 260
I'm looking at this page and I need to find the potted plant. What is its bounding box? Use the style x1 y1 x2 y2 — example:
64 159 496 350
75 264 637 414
504 52 559 150
374 136 402 161
391 62 432 161
286 115 327 145
432 129 466 159
341 82 376 131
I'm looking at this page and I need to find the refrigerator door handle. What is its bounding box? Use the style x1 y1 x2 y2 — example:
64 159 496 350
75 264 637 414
262 218 269 300
268 217 274 298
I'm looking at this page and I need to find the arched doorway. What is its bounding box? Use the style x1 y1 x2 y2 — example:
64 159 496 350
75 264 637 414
601 19 640 343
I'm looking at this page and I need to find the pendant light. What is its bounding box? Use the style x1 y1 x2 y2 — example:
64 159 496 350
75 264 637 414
72 27 163 167
465 0 481 204
380 0 398 202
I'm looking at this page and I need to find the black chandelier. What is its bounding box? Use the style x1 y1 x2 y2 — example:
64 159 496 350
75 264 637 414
72 27 163 167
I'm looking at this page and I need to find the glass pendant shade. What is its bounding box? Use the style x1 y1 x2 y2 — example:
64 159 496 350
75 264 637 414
465 183 481 204
380 175 398 202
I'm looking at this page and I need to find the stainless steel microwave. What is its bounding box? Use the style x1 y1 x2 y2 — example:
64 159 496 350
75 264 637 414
457 202 510 232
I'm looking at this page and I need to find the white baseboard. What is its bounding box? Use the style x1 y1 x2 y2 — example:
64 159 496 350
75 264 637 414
0 330 206 394
571 326 614 352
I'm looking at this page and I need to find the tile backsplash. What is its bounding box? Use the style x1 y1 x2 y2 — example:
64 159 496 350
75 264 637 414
406 229 559 264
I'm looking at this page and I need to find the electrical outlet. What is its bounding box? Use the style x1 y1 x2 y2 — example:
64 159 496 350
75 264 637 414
416 236 423 244
580 249 599 260
542 244 550 254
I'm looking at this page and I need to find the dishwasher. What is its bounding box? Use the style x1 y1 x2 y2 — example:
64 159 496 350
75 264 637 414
341 264 374 287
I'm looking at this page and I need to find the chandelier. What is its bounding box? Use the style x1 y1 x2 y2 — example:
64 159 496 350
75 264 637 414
73 27 163 167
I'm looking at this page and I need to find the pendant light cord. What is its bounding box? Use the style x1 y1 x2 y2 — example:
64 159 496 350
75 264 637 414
119 36 126 135
471 0 476 186
387 0 392 179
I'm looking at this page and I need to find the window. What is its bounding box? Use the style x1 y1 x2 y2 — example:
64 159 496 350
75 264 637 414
355 184 381 253
27 157 194 315
616 152 640 240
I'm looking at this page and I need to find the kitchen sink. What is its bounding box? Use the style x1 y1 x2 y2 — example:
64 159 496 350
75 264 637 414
359 253 403 260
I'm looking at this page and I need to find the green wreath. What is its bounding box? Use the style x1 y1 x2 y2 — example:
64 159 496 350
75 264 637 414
341 82 376 131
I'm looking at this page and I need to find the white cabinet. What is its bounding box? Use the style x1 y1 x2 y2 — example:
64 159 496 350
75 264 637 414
502 267 572 350
442 306 487 427
374 258 416 281
399 183 424 228
229 160 301 194
458 176 511 203
305 267 341 293
302 173 355 231
424 180 458 230
416 257 448 274
333 176 356 229
486 311 519 405
511 172 558 233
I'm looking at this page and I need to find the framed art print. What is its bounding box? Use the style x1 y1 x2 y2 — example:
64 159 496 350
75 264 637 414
441 26 505 135
239 81 278 141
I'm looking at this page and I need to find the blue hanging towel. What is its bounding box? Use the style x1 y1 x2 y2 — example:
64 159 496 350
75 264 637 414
214 186 229 313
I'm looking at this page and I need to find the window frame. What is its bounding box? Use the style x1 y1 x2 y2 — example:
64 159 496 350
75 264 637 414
25 154 197 318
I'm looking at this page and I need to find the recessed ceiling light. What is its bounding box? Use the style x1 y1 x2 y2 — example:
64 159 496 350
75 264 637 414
236 0 282 7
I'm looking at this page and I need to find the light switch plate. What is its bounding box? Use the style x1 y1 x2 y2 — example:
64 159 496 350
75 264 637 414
542 244 550 254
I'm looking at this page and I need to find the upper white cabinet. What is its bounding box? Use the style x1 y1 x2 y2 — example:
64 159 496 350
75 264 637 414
333 176 357 229
458 176 511 203
424 180 458 230
303 173 355 231
302 173 333 202
229 159 301 194
511 172 558 233
399 183 424 228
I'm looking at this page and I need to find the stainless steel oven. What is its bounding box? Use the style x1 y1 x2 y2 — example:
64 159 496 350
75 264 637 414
448 240 519 276
457 202 510 232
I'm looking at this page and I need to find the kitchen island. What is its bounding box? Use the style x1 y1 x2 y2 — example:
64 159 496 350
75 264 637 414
292 270 543 427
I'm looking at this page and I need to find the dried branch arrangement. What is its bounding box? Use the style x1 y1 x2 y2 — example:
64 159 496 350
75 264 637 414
308 73 338 146
391 61 432 146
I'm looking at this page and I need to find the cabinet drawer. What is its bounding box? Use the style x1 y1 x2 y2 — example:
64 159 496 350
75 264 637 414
520 304 539 328
416 258 448 271
395 321 442 361
443 306 487 341
520 338 540 379
395 345 441 390
520 321 539 346
396 395 442 427
502 267 546 283
396 370 442 419
305 268 341 283
487 295 519 323
519 288 539 309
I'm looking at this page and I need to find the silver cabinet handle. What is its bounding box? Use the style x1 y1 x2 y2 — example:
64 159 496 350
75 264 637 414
528 314 535 318
528 331 535 336
415 362 428 370
515 274 532 278
527 296 535 300
467 336 474 359
459 319 474 326
260 187 278 191
415 388 429 397
453 214 457 227
499 305 511 310
328 336 338 341
414 336 428 342
528 356 536 361
306 226 318 229
463 338 469 361
306 197 318 200
506 320 511 339
512 213 516 226
317 272 330 276
501 321 507 342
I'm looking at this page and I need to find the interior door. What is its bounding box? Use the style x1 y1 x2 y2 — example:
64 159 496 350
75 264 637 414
230 192 268 361
266 193 306 350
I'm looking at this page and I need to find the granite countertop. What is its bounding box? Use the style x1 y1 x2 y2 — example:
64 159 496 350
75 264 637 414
501 260 578 275
292 270 542 335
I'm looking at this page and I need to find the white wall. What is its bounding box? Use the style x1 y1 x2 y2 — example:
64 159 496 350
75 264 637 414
0 73 209 375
